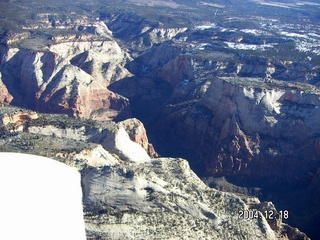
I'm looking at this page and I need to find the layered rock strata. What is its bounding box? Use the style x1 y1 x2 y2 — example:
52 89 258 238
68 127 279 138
107 40 320 238
0 24 132 121
117 41 320 186
157 76 320 184
0 106 307 239
119 118 158 158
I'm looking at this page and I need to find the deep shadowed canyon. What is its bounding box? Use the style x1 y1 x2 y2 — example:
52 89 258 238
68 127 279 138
1 0 320 239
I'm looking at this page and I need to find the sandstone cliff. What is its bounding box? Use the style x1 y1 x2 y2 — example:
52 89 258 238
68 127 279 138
0 31 132 120
25 116 150 162
119 118 158 158
0 72 13 103
118 41 320 185
0 106 306 239
0 7 318 238
152 71 320 185
107 39 320 238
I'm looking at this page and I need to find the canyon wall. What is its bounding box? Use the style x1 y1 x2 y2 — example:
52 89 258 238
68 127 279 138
0 106 306 239
0 25 132 121
160 77 320 183
116 41 320 187
0 11 319 238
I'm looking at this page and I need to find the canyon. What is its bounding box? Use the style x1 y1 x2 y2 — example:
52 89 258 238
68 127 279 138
0 0 320 239
0 105 308 239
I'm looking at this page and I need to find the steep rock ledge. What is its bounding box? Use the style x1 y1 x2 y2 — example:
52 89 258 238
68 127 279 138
119 118 158 158
107 40 320 238
83 157 277 239
0 35 132 120
0 106 308 239
158 77 320 181
26 116 150 162
112 41 320 184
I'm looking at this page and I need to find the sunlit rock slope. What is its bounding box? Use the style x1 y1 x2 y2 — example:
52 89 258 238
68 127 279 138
0 23 131 120
0 105 308 239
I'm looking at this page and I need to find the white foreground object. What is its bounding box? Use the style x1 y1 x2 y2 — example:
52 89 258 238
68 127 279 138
0 153 86 240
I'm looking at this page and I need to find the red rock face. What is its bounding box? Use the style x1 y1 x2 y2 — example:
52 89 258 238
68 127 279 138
155 76 320 185
159 55 193 88
0 79 13 103
35 68 131 121
119 118 158 158
74 87 131 121
0 40 132 121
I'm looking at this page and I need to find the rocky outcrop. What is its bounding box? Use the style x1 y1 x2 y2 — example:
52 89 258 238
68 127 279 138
0 107 38 132
0 31 31 45
25 112 151 162
147 27 188 45
245 199 309 240
0 103 309 240
126 41 182 76
157 77 320 181
21 13 102 34
0 73 13 103
119 118 158 158
71 145 119 168
159 54 194 88
104 12 187 50
82 157 278 239
91 124 151 163
0 36 132 120
35 64 130 120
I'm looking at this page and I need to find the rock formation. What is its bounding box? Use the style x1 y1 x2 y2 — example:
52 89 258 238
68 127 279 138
20 112 151 162
0 28 132 121
0 107 38 132
0 2 319 238
154 75 320 184
0 73 13 103
107 37 320 238
83 157 278 239
117 40 320 184
119 118 158 158
104 12 187 51
0 106 307 239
